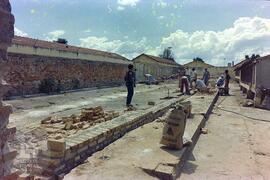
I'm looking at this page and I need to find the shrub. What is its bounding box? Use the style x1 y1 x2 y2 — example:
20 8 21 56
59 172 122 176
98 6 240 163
39 78 57 94
71 78 80 89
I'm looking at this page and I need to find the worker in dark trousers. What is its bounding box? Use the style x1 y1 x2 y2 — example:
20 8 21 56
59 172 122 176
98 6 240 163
224 69 231 95
124 64 136 107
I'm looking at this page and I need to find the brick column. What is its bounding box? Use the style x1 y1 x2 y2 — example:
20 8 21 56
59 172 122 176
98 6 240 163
0 0 17 179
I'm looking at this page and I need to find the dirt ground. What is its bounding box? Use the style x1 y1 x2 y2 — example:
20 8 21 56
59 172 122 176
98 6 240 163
65 83 270 180
181 83 270 179
6 81 270 179
7 81 178 133
6 81 181 173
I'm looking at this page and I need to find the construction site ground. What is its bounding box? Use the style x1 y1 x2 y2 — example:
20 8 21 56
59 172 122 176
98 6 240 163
64 83 270 180
64 92 215 179
181 84 270 179
6 81 270 179
7 81 178 133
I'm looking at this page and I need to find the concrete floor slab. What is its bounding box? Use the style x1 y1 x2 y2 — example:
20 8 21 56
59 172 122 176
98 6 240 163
64 93 216 180
181 84 270 179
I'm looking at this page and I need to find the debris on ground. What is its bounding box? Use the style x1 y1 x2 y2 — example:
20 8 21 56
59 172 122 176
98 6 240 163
243 99 254 107
201 127 208 134
148 101 156 106
40 106 120 139
183 137 193 146
125 106 137 112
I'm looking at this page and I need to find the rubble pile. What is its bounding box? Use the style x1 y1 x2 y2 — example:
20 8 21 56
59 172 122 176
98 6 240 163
41 106 120 138
0 100 17 178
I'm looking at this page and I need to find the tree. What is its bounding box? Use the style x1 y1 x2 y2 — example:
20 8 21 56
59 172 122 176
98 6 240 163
161 47 175 60
251 54 256 60
55 38 68 44
245 54 260 60
193 57 204 63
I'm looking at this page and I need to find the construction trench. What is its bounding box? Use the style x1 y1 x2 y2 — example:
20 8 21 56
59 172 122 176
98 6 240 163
4 82 219 180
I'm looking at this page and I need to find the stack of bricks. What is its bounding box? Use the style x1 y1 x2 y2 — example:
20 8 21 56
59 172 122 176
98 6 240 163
0 0 18 179
80 106 119 123
41 106 120 134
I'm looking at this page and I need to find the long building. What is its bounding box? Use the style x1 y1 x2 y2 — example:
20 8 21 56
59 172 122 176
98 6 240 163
184 59 233 78
5 36 131 98
132 54 182 82
234 55 270 109
234 55 270 93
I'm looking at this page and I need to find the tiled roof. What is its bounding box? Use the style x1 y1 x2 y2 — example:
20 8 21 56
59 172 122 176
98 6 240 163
12 36 129 61
234 54 270 71
233 59 250 71
184 60 214 68
133 54 181 66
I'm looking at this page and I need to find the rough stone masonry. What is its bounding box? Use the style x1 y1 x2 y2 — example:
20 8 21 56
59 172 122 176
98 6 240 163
0 0 18 179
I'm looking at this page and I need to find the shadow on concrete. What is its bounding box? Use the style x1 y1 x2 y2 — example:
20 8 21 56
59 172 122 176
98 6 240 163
160 146 185 158
181 161 198 175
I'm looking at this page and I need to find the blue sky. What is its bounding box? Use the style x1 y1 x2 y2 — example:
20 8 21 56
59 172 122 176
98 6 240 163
11 0 270 65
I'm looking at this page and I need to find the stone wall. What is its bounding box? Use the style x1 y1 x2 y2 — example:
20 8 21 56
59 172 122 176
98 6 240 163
0 0 18 179
5 53 128 98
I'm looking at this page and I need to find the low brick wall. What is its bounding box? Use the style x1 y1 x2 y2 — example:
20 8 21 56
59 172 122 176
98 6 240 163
5 53 128 98
174 92 219 179
35 97 184 178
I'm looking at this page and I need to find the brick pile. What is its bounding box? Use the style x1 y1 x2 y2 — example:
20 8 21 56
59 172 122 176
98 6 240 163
41 106 120 139
0 0 18 179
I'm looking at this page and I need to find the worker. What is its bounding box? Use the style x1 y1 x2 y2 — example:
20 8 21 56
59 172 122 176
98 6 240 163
180 75 190 95
196 79 207 89
190 68 197 89
185 67 191 83
202 68 210 86
124 64 136 107
216 75 224 87
224 70 231 95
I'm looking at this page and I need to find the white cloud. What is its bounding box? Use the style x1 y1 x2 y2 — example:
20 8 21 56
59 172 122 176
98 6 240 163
83 29 91 33
157 0 167 8
157 17 270 65
79 36 153 59
14 27 28 37
117 0 140 7
30 9 36 14
157 16 165 20
117 6 125 11
78 17 270 65
46 30 65 41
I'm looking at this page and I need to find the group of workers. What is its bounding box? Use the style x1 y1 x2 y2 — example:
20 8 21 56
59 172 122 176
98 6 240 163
123 64 231 108
179 67 231 95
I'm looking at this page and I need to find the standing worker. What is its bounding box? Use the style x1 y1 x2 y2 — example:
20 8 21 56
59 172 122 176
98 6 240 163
124 64 136 107
190 68 197 88
202 68 210 86
224 70 231 95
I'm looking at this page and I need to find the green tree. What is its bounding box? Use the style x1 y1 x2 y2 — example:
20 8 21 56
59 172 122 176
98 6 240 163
193 57 204 62
160 47 175 60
